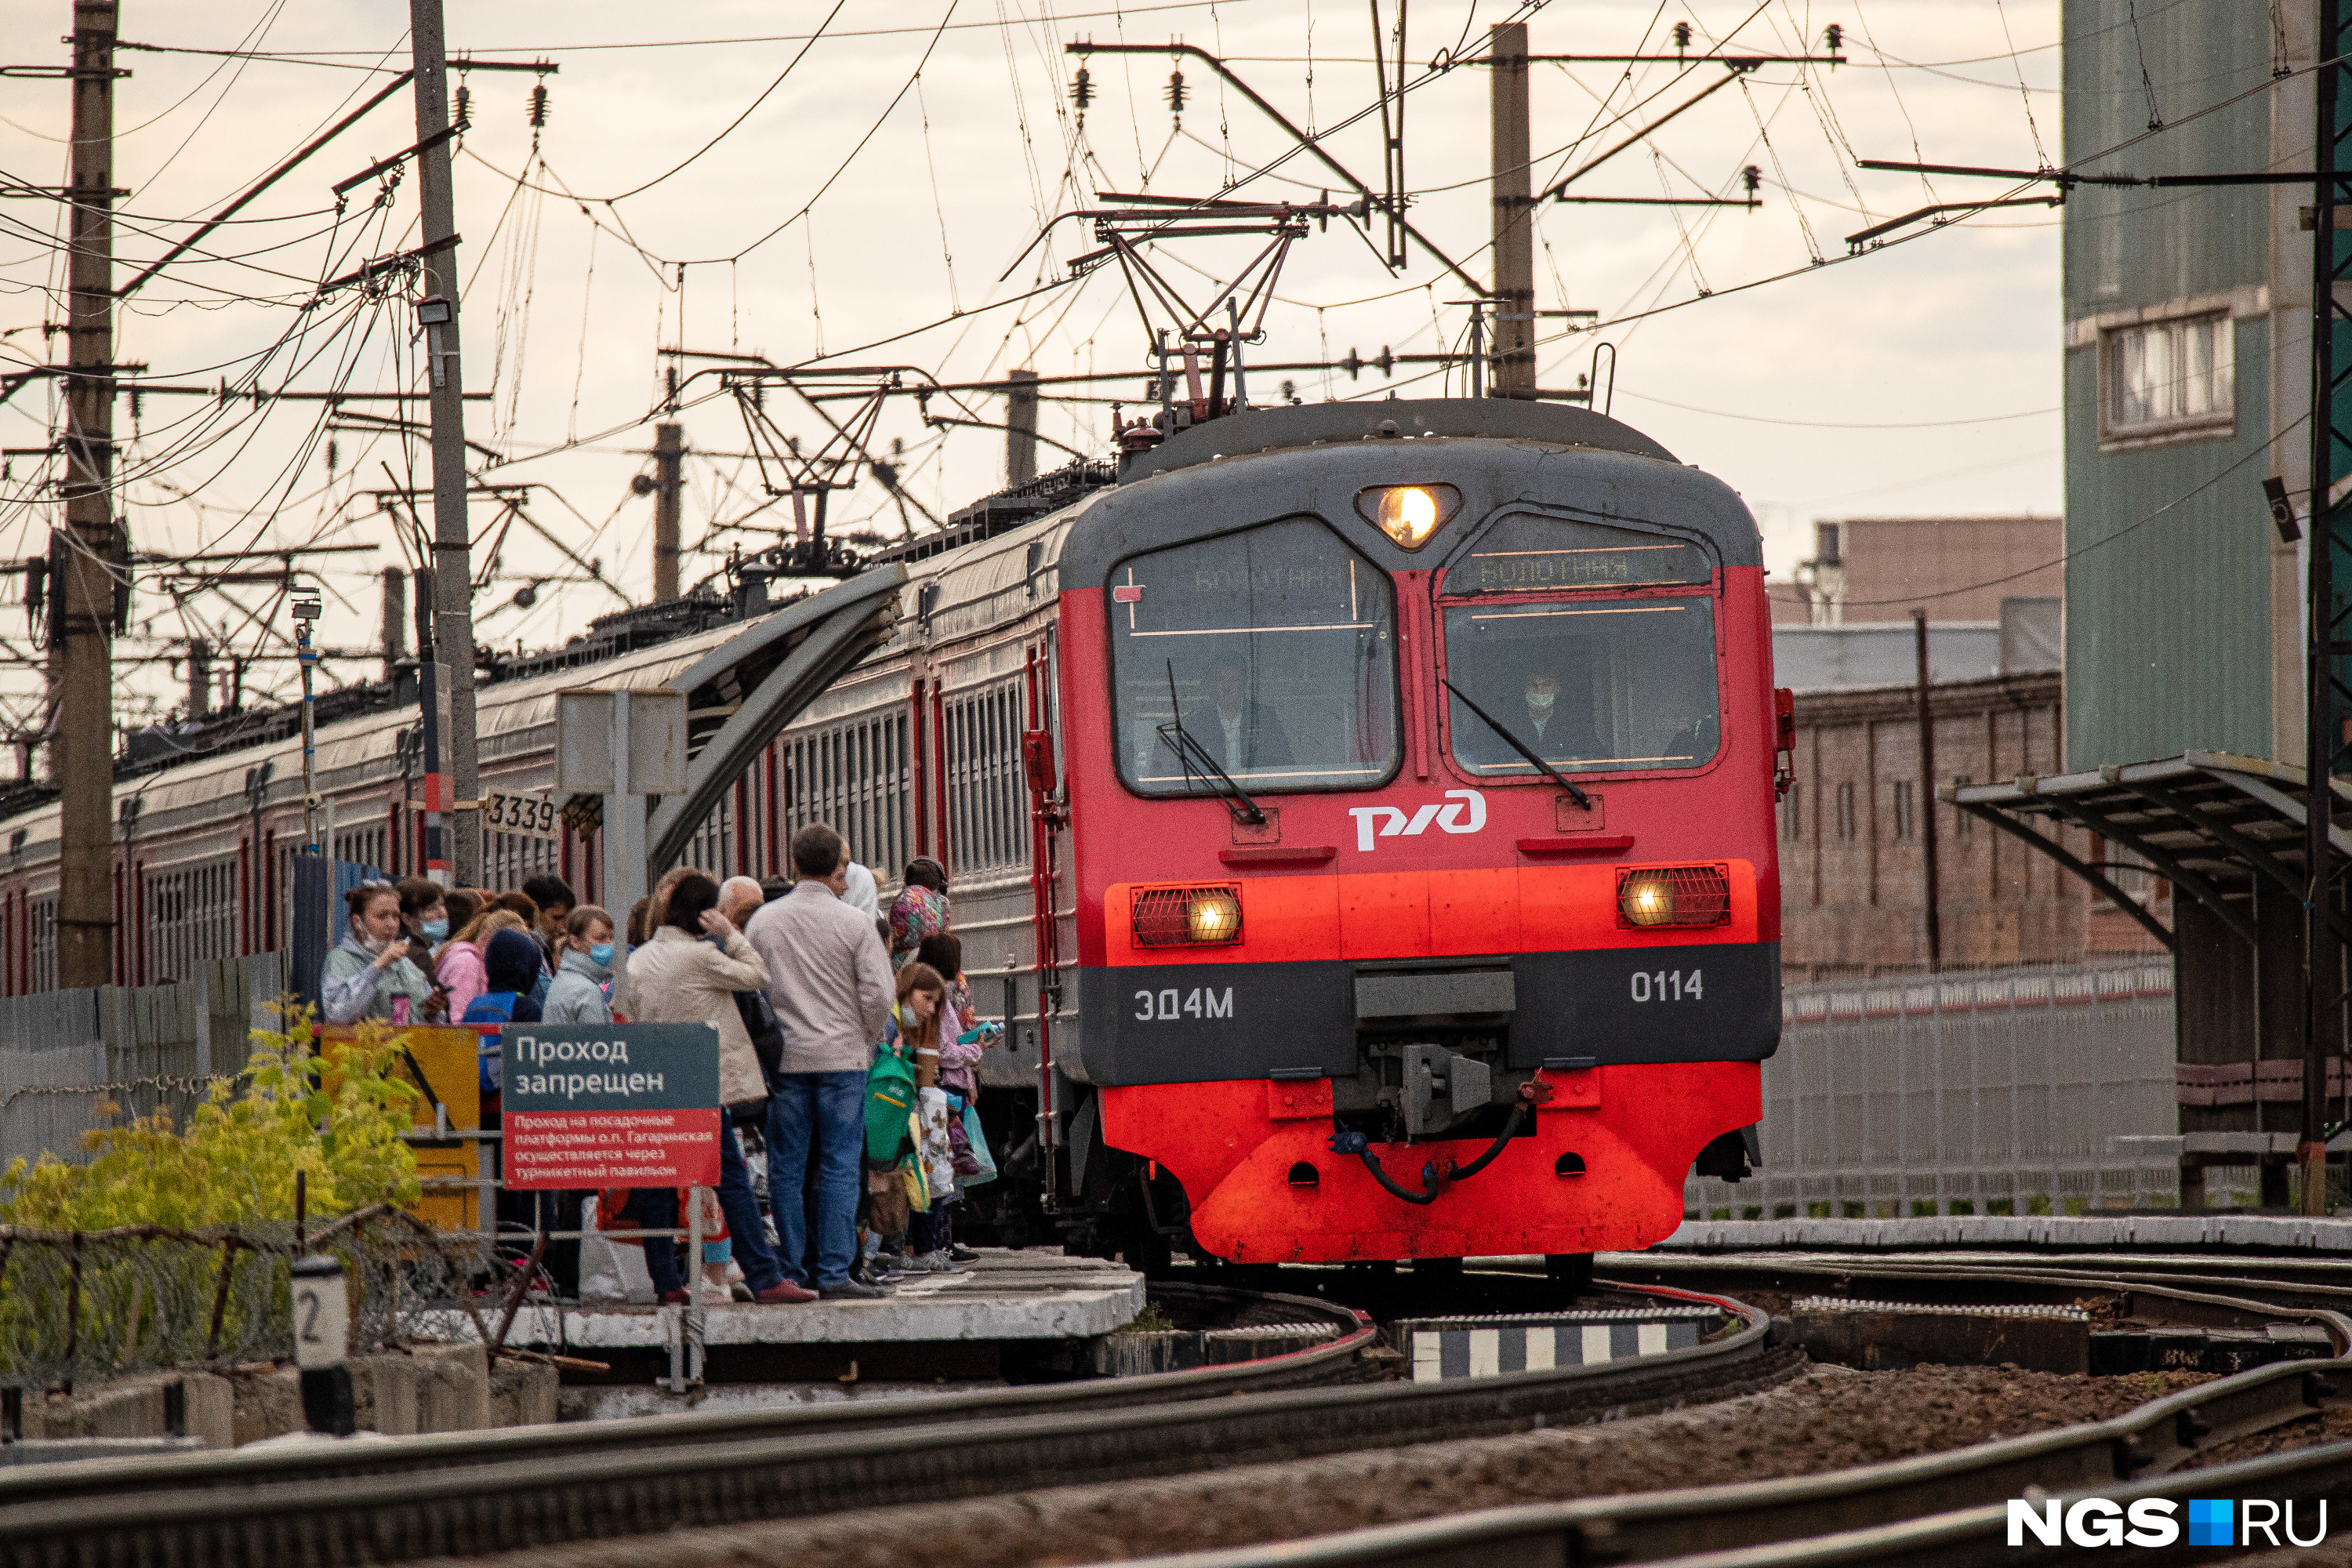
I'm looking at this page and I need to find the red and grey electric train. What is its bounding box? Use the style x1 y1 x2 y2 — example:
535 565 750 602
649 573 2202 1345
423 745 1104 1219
0 397 1781 1269
1032 397 1781 1266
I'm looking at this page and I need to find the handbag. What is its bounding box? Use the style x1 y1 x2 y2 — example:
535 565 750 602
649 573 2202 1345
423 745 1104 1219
959 1099 997 1187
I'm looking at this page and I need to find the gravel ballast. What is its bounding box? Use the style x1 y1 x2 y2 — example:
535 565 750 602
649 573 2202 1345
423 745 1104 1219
419 1363 2213 1568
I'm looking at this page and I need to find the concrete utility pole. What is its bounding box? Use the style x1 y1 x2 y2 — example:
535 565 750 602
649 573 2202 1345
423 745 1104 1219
1911 609 1941 974
1007 369 1040 485
56 0 119 988
379 566 405 686
186 638 210 720
1488 21 1537 399
652 423 682 601
409 0 481 885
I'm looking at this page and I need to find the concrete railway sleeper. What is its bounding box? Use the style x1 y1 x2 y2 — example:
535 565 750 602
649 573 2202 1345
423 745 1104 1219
0 1283 1787 1568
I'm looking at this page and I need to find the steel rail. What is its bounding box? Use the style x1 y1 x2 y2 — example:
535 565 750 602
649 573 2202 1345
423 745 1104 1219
1094 1277 2352 1568
1639 1437 2352 1567
0 1284 1789 1568
1592 1249 2352 1329
0 1280 1371 1505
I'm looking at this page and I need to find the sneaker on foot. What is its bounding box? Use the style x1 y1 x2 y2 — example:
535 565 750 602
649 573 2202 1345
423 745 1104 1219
819 1279 886 1300
947 1244 980 1263
658 1287 690 1305
754 1279 818 1304
912 1249 965 1272
895 1251 939 1272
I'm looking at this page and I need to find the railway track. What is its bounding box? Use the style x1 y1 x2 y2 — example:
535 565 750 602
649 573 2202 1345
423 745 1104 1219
0 1279 1788 1568
14 1254 2337 1568
1076 1260 2352 1568
1099 1357 2352 1568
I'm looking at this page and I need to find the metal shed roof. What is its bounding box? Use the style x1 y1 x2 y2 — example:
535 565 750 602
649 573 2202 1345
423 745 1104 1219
1943 750 2352 955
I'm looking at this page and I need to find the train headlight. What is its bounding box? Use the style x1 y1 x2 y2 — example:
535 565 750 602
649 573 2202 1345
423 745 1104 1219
1615 865 1733 930
1132 884 1245 947
1187 890 1241 942
1356 483 1460 550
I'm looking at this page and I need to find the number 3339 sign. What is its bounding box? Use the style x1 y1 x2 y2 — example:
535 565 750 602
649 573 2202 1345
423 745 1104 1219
482 789 558 840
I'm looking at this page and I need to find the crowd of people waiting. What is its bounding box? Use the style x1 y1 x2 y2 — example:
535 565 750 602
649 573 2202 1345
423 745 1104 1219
318 822 994 1304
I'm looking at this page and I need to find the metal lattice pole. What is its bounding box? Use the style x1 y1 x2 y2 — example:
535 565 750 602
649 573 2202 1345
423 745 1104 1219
2307 0 2352 1216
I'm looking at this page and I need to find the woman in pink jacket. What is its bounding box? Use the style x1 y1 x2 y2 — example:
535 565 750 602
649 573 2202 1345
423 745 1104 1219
437 907 522 1022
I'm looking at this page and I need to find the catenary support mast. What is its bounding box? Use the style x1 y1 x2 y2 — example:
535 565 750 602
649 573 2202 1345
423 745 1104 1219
410 0 481 885
56 1 119 987
1489 21 1536 398
652 423 682 601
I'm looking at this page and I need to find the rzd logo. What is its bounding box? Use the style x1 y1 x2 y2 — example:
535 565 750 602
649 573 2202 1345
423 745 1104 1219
1348 789 1486 852
2008 1497 2326 1548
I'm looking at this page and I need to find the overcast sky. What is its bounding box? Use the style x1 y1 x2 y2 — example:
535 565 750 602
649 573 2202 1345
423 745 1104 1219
0 0 2067 733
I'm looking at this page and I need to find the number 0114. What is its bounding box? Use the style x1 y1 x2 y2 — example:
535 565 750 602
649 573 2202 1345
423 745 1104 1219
1630 969 1703 1003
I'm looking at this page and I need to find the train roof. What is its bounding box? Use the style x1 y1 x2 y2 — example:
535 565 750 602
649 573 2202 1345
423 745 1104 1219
1116 397 1679 481
0 613 761 853
0 399 1745 856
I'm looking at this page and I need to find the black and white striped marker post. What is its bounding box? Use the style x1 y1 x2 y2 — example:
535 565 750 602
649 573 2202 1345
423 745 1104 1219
291 1254 356 1436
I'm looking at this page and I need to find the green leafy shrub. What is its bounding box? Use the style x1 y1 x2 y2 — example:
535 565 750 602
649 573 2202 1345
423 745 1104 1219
0 1004 420 1230
0 1007 423 1381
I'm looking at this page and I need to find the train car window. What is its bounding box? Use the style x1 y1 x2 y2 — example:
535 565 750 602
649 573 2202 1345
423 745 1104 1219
1109 517 1399 796
1442 593 1719 777
1440 512 1712 596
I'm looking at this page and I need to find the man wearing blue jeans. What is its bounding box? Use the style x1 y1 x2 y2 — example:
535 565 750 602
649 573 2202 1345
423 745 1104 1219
766 1071 868 1289
746 823 896 1298
619 1126 789 1301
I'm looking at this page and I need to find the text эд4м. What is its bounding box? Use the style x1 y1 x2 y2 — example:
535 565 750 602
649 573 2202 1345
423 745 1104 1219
2009 1496 2326 1548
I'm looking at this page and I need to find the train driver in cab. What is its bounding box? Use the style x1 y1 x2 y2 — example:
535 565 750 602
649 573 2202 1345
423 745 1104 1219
1203 659 1292 775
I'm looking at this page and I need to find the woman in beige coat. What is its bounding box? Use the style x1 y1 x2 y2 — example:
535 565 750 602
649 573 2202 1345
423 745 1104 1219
616 871 811 1304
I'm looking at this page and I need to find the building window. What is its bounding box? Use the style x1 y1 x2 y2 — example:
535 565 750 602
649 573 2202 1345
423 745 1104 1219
1835 782 1856 840
1778 782 1802 842
1891 779 1915 841
2101 313 2232 445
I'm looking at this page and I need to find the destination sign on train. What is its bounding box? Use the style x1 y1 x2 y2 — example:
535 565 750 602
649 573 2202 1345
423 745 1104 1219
1443 514 1712 595
500 1024 721 1189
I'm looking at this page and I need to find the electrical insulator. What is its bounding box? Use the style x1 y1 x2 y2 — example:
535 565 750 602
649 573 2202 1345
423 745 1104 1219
528 84 549 129
1165 69 1187 115
325 438 338 476
1744 165 1762 196
1824 23 1843 54
452 84 471 129
1070 67 1093 111
1673 22 1692 53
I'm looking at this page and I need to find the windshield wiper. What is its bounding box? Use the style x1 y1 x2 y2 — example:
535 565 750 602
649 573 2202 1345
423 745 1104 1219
1443 679 1592 809
1156 661 1268 826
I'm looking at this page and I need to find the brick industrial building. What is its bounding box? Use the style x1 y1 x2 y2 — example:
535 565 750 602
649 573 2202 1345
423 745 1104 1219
1775 671 2168 981
1766 514 2168 981
1769 516 2066 626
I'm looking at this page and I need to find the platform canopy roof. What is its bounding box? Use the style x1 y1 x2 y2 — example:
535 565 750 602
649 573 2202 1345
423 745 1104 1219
1944 750 2352 956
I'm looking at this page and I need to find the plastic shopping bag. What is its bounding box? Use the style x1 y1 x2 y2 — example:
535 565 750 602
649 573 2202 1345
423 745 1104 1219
959 1099 997 1187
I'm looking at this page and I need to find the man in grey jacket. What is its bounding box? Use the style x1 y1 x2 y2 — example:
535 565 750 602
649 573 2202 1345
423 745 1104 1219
745 822 895 1298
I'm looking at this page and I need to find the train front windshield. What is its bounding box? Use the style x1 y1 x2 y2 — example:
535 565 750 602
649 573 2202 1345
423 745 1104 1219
1440 512 1721 776
1110 516 1399 796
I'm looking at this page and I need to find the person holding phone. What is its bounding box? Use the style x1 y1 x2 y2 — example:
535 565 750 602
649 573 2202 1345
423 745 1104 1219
321 881 434 1025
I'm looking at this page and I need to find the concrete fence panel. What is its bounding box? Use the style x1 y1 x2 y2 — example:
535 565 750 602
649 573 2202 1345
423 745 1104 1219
1686 960 2178 1219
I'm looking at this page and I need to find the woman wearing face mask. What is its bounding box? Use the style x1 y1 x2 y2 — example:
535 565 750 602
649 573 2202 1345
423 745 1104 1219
543 905 618 1025
397 877 453 1019
321 882 435 1025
